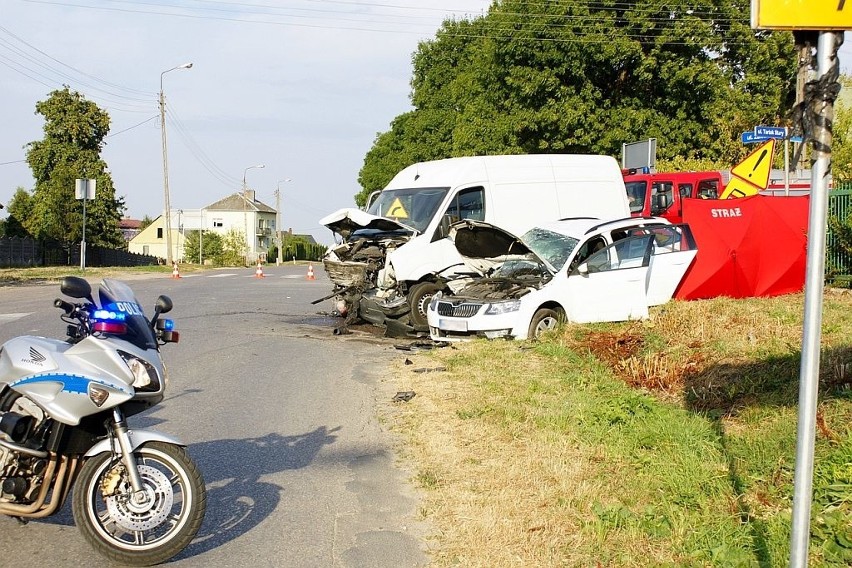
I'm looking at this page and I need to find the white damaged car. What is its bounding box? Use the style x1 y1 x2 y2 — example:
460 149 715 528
427 217 697 341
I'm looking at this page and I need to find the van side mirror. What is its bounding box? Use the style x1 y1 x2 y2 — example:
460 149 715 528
432 215 452 242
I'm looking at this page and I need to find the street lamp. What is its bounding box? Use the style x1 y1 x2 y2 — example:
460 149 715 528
242 164 265 264
160 62 193 266
176 209 183 261
275 178 292 266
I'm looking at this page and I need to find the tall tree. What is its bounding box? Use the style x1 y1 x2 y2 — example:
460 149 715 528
357 0 797 205
1 187 34 238
25 87 125 248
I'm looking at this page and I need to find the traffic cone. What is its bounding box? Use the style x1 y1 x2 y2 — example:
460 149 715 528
255 261 265 278
306 263 316 280
171 262 181 279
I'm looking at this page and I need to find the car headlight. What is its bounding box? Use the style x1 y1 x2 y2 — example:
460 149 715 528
485 300 521 315
428 291 443 311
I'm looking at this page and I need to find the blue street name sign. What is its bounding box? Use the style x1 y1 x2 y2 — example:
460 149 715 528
755 125 788 139
741 131 770 144
742 129 803 144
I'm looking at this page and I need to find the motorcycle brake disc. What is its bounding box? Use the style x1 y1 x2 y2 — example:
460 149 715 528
105 464 174 532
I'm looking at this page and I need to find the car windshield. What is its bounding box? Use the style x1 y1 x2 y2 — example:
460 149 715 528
520 227 581 272
625 181 647 213
366 187 449 234
98 279 158 350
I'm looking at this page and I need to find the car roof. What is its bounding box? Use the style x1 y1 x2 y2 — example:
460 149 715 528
532 216 670 239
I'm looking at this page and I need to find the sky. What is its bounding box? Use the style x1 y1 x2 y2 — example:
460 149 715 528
0 1 850 246
0 0 492 245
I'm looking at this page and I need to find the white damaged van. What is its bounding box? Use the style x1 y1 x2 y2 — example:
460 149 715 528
320 154 631 335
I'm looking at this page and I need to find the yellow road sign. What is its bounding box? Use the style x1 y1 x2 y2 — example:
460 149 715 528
731 139 776 189
751 0 852 30
720 177 762 199
386 197 409 218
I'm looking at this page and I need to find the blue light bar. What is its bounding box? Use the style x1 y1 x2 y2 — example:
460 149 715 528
92 309 127 322
160 319 175 331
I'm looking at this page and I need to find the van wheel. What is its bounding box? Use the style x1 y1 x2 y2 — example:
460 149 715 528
528 308 564 339
409 282 441 330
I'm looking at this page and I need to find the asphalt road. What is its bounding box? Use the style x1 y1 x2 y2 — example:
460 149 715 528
0 266 429 567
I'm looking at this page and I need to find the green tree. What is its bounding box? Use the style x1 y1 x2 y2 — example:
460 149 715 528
832 75 852 182
358 0 797 205
1 187 35 238
25 87 125 248
218 228 246 266
182 230 222 264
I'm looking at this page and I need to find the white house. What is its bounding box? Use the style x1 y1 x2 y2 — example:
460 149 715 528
129 191 278 264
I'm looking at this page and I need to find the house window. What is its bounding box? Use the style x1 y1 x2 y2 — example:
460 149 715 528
143 245 149 255
157 228 163 239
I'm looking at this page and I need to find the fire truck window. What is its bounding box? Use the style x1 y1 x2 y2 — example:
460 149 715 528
650 182 674 213
679 183 693 198
697 180 719 199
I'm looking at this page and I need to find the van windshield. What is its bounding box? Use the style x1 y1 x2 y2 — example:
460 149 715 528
366 187 449 234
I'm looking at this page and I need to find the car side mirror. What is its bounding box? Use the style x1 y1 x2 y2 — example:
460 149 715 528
577 262 590 276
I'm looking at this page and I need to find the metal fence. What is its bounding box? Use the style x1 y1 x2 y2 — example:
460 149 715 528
828 183 852 276
0 237 158 268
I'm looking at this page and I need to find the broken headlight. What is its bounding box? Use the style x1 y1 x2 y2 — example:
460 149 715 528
485 300 521 315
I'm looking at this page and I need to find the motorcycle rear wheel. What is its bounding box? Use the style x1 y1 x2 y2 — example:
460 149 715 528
72 442 206 566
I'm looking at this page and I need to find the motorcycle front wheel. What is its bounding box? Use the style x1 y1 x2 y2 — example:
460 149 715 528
72 442 207 566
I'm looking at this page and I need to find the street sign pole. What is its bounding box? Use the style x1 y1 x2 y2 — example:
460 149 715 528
789 31 842 568
75 179 96 271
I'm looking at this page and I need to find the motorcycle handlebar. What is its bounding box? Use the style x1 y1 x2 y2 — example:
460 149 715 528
54 298 75 315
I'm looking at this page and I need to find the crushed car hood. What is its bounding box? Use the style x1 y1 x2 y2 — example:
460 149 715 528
450 219 537 262
449 220 554 298
320 208 415 239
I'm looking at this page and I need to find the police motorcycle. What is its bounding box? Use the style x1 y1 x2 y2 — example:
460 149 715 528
0 276 205 566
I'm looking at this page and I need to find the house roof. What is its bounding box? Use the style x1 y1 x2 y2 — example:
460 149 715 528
119 218 143 229
205 192 276 213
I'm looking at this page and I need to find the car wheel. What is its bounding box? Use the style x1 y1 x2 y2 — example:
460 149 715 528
408 282 441 330
528 307 564 339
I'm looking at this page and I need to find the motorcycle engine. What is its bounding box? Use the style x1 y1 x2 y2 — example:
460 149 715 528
0 397 48 503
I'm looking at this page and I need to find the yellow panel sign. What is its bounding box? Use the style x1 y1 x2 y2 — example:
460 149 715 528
385 197 409 218
751 0 852 30
720 177 761 199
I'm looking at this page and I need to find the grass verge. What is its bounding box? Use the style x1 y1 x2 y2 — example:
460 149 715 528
383 291 852 567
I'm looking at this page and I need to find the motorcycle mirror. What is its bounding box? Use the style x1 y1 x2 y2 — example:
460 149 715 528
60 276 92 300
155 295 173 314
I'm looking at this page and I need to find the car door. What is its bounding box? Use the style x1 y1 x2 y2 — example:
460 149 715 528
562 234 653 323
644 224 698 306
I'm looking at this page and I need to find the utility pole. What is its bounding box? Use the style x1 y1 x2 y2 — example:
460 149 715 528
159 63 192 266
275 179 290 266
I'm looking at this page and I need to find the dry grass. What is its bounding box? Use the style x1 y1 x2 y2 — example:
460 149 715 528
381 292 852 567
382 345 597 566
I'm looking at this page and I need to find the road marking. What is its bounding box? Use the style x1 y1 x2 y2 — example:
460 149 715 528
208 273 238 278
0 313 32 324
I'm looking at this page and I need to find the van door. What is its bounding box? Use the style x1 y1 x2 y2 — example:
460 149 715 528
563 235 652 323
644 225 698 306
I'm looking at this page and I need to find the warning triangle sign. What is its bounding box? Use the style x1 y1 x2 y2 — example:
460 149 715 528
730 139 775 189
386 197 409 219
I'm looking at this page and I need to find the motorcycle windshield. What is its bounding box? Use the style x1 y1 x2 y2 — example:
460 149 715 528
98 279 158 350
